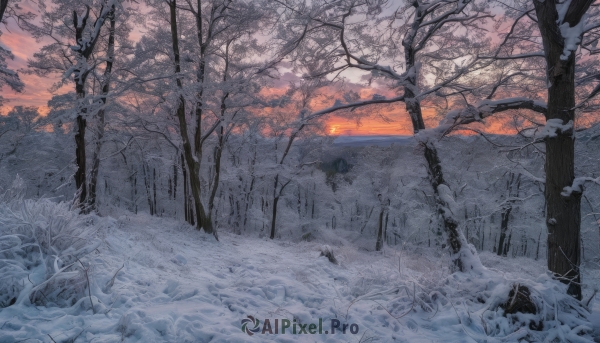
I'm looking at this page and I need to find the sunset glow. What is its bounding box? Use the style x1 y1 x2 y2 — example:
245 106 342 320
1 20 597 135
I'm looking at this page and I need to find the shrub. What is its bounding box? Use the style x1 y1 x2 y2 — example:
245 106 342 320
0 177 100 308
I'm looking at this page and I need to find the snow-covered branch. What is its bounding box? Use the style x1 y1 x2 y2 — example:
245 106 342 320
303 94 406 122
562 176 600 196
478 52 545 60
538 118 574 139
437 97 547 134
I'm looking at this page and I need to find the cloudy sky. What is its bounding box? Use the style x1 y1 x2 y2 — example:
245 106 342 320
0 6 532 136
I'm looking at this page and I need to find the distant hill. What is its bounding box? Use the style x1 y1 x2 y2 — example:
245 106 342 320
332 135 415 147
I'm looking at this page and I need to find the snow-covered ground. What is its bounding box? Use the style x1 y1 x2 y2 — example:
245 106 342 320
1 205 597 343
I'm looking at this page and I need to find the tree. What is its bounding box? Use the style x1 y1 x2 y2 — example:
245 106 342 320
0 0 28 106
0 106 38 159
0 107 19 143
261 79 330 240
70 2 117 211
26 0 121 212
531 0 594 301
497 172 522 256
0 44 24 107
273 0 494 271
439 0 600 300
88 4 117 211
155 0 272 236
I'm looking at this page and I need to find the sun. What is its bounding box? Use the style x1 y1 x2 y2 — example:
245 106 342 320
329 125 339 134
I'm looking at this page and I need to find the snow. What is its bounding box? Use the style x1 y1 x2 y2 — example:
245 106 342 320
562 176 600 197
556 0 587 60
539 118 574 138
475 97 547 115
556 0 573 24
438 183 458 215
76 12 84 29
559 17 587 60
591 298 600 342
0 199 596 342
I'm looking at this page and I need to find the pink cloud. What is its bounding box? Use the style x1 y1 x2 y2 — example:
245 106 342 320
1 22 55 112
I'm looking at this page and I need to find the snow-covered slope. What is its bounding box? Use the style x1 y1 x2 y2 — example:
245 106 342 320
1 208 597 343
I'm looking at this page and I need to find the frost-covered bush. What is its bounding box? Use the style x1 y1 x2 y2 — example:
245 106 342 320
423 270 593 342
481 275 593 342
0 178 100 308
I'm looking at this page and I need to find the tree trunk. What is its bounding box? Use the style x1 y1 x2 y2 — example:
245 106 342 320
243 175 255 228
142 162 154 215
270 174 280 239
193 0 206 166
497 173 522 256
269 126 304 239
182 153 190 223
73 25 89 211
205 53 230 235
545 126 581 299
207 130 223 236
153 167 157 214
270 196 279 240
533 0 588 300
74 70 89 211
402 68 469 270
88 119 104 211
402 53 477 271
403 37 465 265
88 7 115 212
0 0 8 24
173 160 177 200
169 0 214 237
70 6 110 212
423 142 464 271
497 206 512 256
376 208 385 251
74 112 87 210
384 212 389 243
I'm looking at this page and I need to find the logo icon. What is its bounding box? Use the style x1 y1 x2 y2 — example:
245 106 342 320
241 315 261 336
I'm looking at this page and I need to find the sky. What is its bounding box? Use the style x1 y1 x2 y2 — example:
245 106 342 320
1 17 427 136
0 4 582 137
1 21 52 111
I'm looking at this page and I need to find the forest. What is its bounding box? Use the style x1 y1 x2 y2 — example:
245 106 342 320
0 0 599 342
